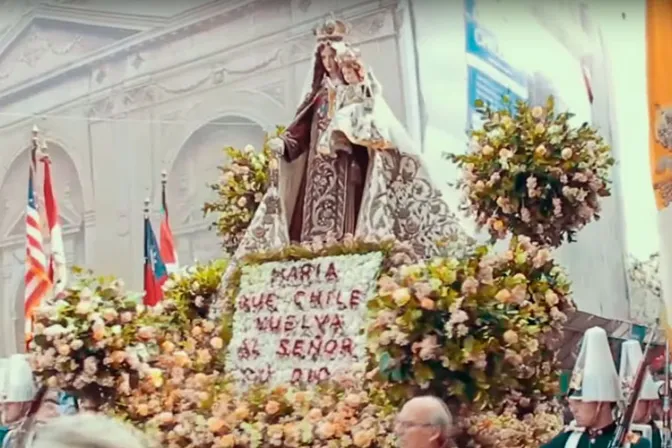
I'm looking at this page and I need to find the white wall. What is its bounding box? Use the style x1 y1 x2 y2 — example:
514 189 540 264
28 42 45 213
409 0 635 320
592 1 658 260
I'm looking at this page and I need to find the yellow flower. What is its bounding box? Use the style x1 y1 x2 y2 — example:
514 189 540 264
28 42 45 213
207 417 226 433
344 393 362 408
482 145 494 155
492 220 505 232
265 400 281 415
531 106 544 119
392 288 411 306
420 298 435 310
219 434 236 448
210 337 224 349
544 289 560 306
535 144 547 157
353 429 375 447
495 289 512 303
233 405 250 420
317 422 336 439
503 330 519 345
148 368 164 388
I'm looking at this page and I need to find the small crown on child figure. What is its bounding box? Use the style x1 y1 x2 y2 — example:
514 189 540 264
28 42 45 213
336 46 361 65
314 14 350 42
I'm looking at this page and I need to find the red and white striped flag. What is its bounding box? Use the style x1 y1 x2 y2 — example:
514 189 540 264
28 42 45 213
41 155 67 296
160 171 179 274
24 151 51 340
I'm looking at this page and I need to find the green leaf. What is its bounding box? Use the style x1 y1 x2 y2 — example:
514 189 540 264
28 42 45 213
390 367 404 382
379 351 393 372
474 98 484 108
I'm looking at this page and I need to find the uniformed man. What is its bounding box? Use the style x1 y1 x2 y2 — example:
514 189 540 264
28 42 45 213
1 354 37 448
619 340 662 448
542 327 650 448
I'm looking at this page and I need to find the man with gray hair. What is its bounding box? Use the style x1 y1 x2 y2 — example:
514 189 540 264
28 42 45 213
395 395 454 448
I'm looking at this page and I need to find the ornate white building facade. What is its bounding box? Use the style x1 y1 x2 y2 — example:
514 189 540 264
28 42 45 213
0 0 419 355
0 0 641 362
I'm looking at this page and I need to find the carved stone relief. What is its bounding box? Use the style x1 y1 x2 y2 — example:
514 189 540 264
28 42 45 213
0 21 125 88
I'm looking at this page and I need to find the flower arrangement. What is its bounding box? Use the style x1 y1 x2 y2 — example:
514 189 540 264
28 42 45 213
367 236 574 411
143 378 396 448
115 317 227 424
448 96 615 247
203 127 284 254
461 402 563 448
29 267 160 406
162 260 229 325
115 261 231 423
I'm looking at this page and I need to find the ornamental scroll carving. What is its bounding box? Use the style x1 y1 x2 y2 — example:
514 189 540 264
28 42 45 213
0 23 118 87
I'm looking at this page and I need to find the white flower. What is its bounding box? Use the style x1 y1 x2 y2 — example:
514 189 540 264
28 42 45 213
561 148 573 159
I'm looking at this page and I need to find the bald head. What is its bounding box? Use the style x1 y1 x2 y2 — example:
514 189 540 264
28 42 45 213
397 396 453 448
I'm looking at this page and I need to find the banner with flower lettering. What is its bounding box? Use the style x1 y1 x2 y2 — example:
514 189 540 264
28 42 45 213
226 252 383 386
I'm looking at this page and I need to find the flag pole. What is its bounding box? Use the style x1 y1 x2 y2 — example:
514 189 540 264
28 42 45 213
161 170 167 197
144 197 150 219
31 125 39 166
664 335 671 447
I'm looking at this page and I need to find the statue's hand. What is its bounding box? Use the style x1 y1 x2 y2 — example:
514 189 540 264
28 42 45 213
268 137 285 156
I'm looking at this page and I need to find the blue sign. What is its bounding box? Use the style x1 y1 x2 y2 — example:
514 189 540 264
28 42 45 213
631 324 647 343
467 66 524 129
464 0 528 86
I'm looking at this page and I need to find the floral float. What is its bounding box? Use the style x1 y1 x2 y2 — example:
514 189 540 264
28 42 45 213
368 236 574 411
203 128 283 255
143 379 397 448
449 96 615 247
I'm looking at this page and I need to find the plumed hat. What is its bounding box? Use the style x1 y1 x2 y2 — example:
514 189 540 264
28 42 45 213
619 339 659 401
568 327 622 402
2 354 36 403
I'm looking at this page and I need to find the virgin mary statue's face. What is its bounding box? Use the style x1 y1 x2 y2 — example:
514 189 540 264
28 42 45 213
320 45 338 76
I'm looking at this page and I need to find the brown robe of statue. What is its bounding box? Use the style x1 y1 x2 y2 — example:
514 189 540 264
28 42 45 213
280 77 369 242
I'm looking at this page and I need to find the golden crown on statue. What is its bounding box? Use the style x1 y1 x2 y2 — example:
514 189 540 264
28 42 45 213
314 15 350 42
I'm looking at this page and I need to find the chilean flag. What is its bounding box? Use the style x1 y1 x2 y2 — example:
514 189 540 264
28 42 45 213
143 216 167 307
159 173 179 274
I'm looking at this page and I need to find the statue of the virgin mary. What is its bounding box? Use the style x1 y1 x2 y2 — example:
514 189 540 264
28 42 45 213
233 16 468 260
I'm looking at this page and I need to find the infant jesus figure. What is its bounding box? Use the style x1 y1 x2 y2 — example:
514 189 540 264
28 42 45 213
316 43 394 158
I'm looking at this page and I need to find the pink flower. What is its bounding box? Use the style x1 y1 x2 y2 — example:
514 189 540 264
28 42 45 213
412 335 440 360
461 276 479 295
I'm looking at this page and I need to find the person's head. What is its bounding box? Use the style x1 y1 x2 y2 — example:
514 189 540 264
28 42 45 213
395 396 453 448
32 414 147 448
568 399 614 428
35 389 61 423
1 354 37 425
